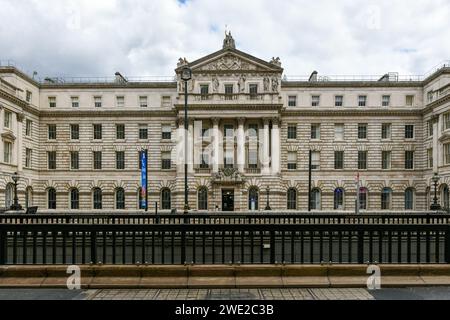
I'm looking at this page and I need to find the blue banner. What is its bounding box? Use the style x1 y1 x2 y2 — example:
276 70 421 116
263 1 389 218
140 150 148 209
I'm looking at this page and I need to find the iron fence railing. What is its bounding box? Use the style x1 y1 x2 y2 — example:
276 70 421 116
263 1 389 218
0 223 449 265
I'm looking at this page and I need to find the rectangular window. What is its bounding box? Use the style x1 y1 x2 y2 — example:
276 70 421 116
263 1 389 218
116 96 125 107
225 84 233 100
70 124 79 140
406 95 414 106
71 96 79 108
405 151 414 169
116 151 125 169
311 151 320 170
405 125 414 139
161 151 171 169
48 124 56 140
4 110 11 128
139 96 148 108
287 125 297 139
382 151 391 169
26 90 32 103
116 124 125 140
25 148 32 168
445 144 450 165
381 123 391 139
288 96 297 107
249 84 258 99
94 96 102 108
200 85 209 100
25 119 32 137
335 95 343 107
47 151 56 170
311 124 320 139
428 120 434 136
382 95 390 107
70 151 79 170
3 142 12 163
162 96 171 107
334 124 344 140
48 97 56 108
139 124 148 140
93 151 102 170
287 152 297 170
93 124 102 140
358 95 367 107
358 123 367 139
224 125 234 138
162 124 172 140
248 148 258 168
334 151 344 169
444 113 450 130
428 148 433 168
358 151 367 169
311 95 320 107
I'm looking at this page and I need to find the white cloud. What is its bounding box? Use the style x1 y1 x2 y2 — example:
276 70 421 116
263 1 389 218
0 0 449 78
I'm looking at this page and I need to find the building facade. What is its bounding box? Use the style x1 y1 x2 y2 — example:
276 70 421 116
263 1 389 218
1 33 450 212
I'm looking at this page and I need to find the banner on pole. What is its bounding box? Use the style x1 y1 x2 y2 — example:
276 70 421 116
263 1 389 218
140 150 148 209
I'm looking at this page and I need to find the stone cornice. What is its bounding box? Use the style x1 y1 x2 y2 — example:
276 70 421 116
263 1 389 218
40 82 177 90
39 109 176 118
281 81 423 88
281 109 422 117
0 88 28 108
174 104 283 111
422 92 450 115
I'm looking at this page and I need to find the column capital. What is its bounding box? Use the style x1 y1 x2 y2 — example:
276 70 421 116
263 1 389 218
263 118 270 126
237 117 246 125
177 117 185 126
212 118 220 125
17 112 25 122
271 117 280 126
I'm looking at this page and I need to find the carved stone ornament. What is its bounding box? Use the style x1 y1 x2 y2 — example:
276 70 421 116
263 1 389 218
211 167 245 184
198 54 256 71
222 31 236 49
270 56 282 67
177 57 189 68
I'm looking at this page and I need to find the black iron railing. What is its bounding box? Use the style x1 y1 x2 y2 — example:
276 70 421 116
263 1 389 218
1 212 449 225
0 223 449 265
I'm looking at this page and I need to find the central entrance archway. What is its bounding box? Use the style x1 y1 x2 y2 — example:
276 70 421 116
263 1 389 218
222 189 234 211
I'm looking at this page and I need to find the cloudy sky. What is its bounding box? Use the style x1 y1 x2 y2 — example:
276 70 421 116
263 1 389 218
1 0 449 79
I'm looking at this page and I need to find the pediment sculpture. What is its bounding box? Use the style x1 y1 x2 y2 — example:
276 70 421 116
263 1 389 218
196 54 258 71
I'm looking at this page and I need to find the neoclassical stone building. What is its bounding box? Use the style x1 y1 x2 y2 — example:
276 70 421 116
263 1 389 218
1 33 449 212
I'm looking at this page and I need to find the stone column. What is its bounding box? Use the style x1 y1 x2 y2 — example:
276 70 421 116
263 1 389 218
0 105 3 161
237 117 245 173
262 118 270 175
193 120 203 170
271 118 280 175
176 118 185 173
188 120 194 173
212 118 220 173
16 113 24 171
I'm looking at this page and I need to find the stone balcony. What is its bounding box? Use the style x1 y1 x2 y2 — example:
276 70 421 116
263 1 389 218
176 93 282 105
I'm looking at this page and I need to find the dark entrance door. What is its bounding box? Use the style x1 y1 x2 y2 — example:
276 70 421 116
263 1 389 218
222 189 234 211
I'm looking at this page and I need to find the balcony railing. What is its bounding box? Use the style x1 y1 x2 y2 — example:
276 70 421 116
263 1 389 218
183 93 280 104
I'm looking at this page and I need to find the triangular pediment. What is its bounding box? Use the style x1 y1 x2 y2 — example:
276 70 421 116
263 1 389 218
176 48 283 74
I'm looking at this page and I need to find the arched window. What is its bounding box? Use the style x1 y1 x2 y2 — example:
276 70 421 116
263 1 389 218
404 188 415 210
248 187 259 210
359 187 368 210
116 188 125 209
381 187 392 210
198 187 208 210
334 188 344 210
93 188 102 209
25 187 33 208
310 188 321 210
442 185 449 211
48 188 56 209
287 188 297 210
161 188 171 210
70 188 79 209
5 183 14 208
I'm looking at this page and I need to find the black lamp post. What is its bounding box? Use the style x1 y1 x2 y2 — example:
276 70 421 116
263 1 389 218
430 172 441 210
181 66 192 214
265 186 271 210
10 172 22 211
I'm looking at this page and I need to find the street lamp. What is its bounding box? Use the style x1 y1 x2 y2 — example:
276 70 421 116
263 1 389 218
430 172 441 211
10 172 22 211
181 66 192 214
265 186 271 210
